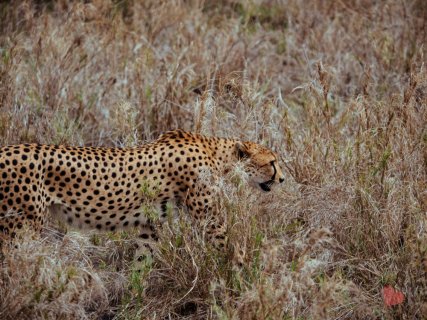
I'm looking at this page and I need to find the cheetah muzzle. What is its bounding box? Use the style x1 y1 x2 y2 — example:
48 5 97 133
259 180 274 192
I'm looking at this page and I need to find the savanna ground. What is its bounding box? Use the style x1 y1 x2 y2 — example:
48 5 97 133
0 0 426 319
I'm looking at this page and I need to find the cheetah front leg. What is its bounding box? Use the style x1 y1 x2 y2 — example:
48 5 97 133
133 223 158 264
132 199 182 265
133 199 178 262
184 185 244 265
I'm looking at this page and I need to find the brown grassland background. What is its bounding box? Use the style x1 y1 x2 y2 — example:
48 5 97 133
0 0 426 319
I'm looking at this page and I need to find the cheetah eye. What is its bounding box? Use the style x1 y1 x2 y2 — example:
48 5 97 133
259 162 272 168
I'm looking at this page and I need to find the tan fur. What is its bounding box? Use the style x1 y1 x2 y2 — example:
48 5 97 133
0 129 284 248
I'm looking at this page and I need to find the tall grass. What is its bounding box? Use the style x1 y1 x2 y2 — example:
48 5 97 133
0 0 426 319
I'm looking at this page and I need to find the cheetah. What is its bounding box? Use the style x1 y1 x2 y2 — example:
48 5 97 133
0 129 284 252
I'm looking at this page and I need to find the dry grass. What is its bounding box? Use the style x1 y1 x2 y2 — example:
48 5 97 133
0 0 426 319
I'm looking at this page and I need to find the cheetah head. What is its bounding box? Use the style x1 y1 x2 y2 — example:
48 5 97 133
236 141 285 192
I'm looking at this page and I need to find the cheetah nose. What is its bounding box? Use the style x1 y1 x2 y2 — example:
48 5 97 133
279 177 284 183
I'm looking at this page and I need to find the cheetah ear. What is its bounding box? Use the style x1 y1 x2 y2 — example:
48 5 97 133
236 142 250 160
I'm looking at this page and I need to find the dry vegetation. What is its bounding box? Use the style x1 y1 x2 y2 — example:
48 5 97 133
0 0 426 319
